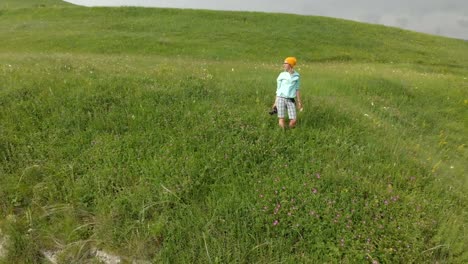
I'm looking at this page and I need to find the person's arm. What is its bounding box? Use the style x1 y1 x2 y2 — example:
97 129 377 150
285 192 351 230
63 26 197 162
295 74 302 110
296 90 303 111
274 74 281 107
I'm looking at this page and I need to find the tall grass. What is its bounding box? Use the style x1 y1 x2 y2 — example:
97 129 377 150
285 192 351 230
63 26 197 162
0 1 467 263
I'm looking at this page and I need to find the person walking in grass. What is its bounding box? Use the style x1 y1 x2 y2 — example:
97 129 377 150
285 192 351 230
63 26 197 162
273 57 303 128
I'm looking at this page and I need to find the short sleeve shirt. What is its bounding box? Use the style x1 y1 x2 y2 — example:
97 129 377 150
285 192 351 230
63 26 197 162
276 71 300 98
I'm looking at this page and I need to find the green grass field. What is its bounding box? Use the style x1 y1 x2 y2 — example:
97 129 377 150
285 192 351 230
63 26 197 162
1 0 467 263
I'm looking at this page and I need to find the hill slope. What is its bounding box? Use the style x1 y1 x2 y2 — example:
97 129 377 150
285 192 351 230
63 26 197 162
0 0 467 263
1 0 468 69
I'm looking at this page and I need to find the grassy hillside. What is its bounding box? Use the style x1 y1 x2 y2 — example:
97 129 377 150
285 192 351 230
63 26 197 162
1 0 467 69
0 0 69 9
1 0 467 263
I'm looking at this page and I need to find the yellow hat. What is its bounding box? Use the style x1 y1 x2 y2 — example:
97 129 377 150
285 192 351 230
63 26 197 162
284 57 297 67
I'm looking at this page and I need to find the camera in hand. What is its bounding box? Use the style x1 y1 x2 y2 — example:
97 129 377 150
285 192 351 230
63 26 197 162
269 106 278 115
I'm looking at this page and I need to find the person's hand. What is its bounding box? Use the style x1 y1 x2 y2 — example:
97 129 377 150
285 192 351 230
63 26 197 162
297 102 303 111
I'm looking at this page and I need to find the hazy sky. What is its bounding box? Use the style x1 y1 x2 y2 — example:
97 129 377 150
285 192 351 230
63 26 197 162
64 0 468 39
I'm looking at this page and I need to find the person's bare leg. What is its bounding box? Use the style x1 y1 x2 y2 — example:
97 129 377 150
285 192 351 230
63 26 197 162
289 119 297 128
279 118 286 128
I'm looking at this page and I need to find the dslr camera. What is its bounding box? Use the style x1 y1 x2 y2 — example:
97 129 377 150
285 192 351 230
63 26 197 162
269 106 278 115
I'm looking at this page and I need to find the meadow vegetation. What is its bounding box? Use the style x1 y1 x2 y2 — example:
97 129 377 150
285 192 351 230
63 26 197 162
0 0 467 263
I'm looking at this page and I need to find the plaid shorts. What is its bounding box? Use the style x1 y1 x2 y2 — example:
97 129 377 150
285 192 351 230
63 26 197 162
277 97 296 120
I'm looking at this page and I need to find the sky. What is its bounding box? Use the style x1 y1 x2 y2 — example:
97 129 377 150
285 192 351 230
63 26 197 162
64 0 468 40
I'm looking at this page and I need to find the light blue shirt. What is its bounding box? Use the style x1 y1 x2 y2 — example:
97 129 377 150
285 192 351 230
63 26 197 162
276 71 300 98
